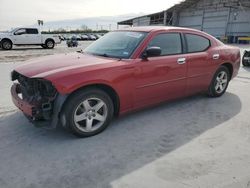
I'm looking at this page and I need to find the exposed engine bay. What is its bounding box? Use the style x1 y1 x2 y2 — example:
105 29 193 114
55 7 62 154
11 71 57 120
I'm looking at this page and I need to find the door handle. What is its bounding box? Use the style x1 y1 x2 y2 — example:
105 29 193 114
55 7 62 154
213 54 220 60
177 58 186 65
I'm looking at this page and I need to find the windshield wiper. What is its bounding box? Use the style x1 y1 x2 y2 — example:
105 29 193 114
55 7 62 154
96 53 111 57
87 52 122 60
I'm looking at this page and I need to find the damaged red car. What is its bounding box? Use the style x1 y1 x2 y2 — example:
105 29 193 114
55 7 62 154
11 26 241 137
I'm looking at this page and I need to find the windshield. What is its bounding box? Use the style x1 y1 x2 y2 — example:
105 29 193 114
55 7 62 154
84 31 147 59
8 28 17 33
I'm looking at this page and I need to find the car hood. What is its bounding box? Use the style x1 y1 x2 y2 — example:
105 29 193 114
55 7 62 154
0 32 10 37
14 52 120 79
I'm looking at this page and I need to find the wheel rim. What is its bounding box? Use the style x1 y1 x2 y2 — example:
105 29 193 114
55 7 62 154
74 98 108 133
47 41 53 48
215 71 228 94
3 42 11 49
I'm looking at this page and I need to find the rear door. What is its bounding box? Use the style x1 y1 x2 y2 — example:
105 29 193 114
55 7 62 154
134 32 188 108
184 33 215 95
25 29 41 44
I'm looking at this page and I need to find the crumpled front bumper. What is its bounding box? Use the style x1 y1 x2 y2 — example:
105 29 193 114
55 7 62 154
11 83 37 117
11 83 68 128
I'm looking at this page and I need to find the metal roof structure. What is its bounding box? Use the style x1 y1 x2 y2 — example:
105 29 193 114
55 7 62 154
118 0 250 25
117 11 165 26
117 0 199 25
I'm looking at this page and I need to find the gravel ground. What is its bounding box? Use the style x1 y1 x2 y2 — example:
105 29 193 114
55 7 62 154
0 41 93 62
0 44 250 188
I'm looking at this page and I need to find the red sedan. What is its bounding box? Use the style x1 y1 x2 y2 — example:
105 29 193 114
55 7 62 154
11 26 241 137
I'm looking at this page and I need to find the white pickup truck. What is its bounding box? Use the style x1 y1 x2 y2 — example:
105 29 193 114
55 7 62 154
0 28 61 50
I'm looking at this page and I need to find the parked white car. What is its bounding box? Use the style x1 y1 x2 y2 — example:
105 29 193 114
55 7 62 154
0 28 61 50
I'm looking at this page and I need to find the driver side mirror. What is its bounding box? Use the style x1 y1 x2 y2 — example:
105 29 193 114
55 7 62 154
142 47 162 60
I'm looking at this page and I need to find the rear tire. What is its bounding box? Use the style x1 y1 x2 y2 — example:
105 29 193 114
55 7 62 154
45 40 55 49
1 40 12 50
60 88 114 138
208 66 230 97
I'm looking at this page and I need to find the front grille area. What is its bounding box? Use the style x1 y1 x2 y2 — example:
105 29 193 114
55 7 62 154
11 71 58 120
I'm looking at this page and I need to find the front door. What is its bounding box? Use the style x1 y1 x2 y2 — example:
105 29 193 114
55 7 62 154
13 28 27 44
134 33 187 109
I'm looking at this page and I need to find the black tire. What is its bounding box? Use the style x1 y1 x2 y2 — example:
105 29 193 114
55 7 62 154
208 66 230 98
1 39 12 50
60 88 114 137
242 51 250 66
243 61 250 66
45 40 55 49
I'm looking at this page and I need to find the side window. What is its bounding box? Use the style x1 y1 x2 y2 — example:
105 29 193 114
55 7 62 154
185 34 210 53
14 29 27 35
26 29 38 34
148 33 182 56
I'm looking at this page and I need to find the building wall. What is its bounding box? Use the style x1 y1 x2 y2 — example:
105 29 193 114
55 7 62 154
227 9 250 36
176 0 250 38
119 0 250 40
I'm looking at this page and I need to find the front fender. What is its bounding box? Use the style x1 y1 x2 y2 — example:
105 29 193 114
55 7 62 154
0 38 13 44
50 94 68 128
48 70 119 95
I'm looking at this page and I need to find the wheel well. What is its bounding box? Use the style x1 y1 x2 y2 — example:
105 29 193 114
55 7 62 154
221 63 233 80
45 38 55 44
63 84 120 117
1 38 12 44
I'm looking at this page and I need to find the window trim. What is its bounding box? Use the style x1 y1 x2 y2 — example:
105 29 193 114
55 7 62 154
183 33 211 54
144 32 184 57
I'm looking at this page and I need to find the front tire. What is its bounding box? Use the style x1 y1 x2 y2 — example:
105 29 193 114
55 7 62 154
208 66 230 97
1 40 12 50
242 51 250 66
60 88 114 137
242 58 250 67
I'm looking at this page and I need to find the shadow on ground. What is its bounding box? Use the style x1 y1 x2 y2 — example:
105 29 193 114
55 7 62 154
0 92 242 188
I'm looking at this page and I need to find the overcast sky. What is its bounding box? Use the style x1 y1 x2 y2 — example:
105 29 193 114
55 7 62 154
0 0 182 30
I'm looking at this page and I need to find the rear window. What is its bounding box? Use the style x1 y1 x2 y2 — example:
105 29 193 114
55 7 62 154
26 29 38 34
185 34 210 53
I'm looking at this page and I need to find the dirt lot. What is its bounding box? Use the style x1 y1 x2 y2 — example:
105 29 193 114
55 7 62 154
0 44 250 188
0 41 93 62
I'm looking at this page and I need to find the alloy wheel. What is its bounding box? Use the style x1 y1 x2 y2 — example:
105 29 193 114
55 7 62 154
215 71 228 94
73 97 108 133
47 41 54 48
3 41 11 50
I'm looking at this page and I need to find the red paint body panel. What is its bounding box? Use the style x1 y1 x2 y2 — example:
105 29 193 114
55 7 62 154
12 27 241 116
11 83 34 116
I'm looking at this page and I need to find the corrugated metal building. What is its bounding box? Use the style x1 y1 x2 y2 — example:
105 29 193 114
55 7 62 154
118 0 250 43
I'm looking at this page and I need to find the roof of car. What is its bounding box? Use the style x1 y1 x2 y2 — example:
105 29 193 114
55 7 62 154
118 26 201 33
12 27 39 31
